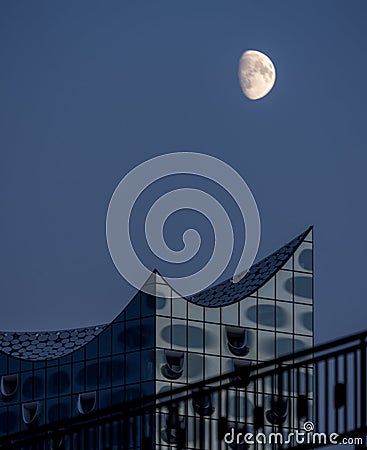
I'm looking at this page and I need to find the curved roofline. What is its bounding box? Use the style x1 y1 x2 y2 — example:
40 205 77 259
0 324 107 362
0 226 312 361
188 225 313 307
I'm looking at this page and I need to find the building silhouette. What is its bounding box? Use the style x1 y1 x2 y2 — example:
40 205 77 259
0 227 314 446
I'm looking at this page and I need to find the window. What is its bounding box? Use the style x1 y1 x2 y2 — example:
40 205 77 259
1 374 18 397
22 401 40 425
226 326 249 357
161 350 184 380
77 392 96 414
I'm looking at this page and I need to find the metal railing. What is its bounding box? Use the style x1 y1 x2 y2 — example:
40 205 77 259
1 330 367 449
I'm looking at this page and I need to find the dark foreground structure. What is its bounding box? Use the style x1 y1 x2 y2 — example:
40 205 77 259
1 329 366 449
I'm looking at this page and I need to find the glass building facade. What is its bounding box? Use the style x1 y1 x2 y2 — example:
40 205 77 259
0 227 314 447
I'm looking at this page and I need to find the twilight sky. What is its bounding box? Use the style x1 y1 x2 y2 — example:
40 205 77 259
0 1 366 344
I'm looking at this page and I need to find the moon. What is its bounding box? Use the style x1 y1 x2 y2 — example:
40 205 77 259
238 50 276 100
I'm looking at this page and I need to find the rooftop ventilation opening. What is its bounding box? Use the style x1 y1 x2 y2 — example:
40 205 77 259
161 350 184 380
266 397 288 425
226 326 249 357
1 374 19 398
232 360 252 388
22 401 40 425
77 392 96 415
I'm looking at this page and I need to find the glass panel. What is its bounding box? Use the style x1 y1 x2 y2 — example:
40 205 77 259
141 350 155 381
125 293 141 320
172 297 187 318
141 317 155 349
283 255 293 270
258 330 275 361
156 284 172 316
21 372 34 402
141 293 156 317
304 228 313 242
221 357 233 376
257 298 275 330
112 323 124 355
86 360 98 390
46 398 59 422
8 358 20 373
156 349 166 381
188 321 203 351
187 353 204 383
294 336 313 354
7 405 20 433
113 309 125 323
188 302 204 321
33 370 45 400
240 296 257 329
276 301 293 333
205 323 221 355
33 361 45 370
47 367 59 397
294 242 313 273
98 327 111 357
141 381 155 397
86 337 98 360
221 303 239 325
59 366 71 395
99 388 111 409
171 319 187 349
59 396 71 420
99 357 111 388
73 362 85 392
72 348 85 363
21 361 33 372
111 386 124 406
276 333 293 358
111 355 125 386
125 352 140 384
156 316 171 348
276 270 293 301
125 320 141 352
204 355 220 379
294 274 313 304
294 304 313 336
58 354 72 365
205 307 220 323
126 384 140 401
258 276 275 298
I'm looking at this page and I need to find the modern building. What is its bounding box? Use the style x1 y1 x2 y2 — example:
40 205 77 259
0 227 314 447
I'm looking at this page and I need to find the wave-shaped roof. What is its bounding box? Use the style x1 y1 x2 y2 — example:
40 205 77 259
190 226 312 307
0 227 311 361
0 325 106 361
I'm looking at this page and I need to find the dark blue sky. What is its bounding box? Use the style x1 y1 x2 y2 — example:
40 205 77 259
0 1 366 344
